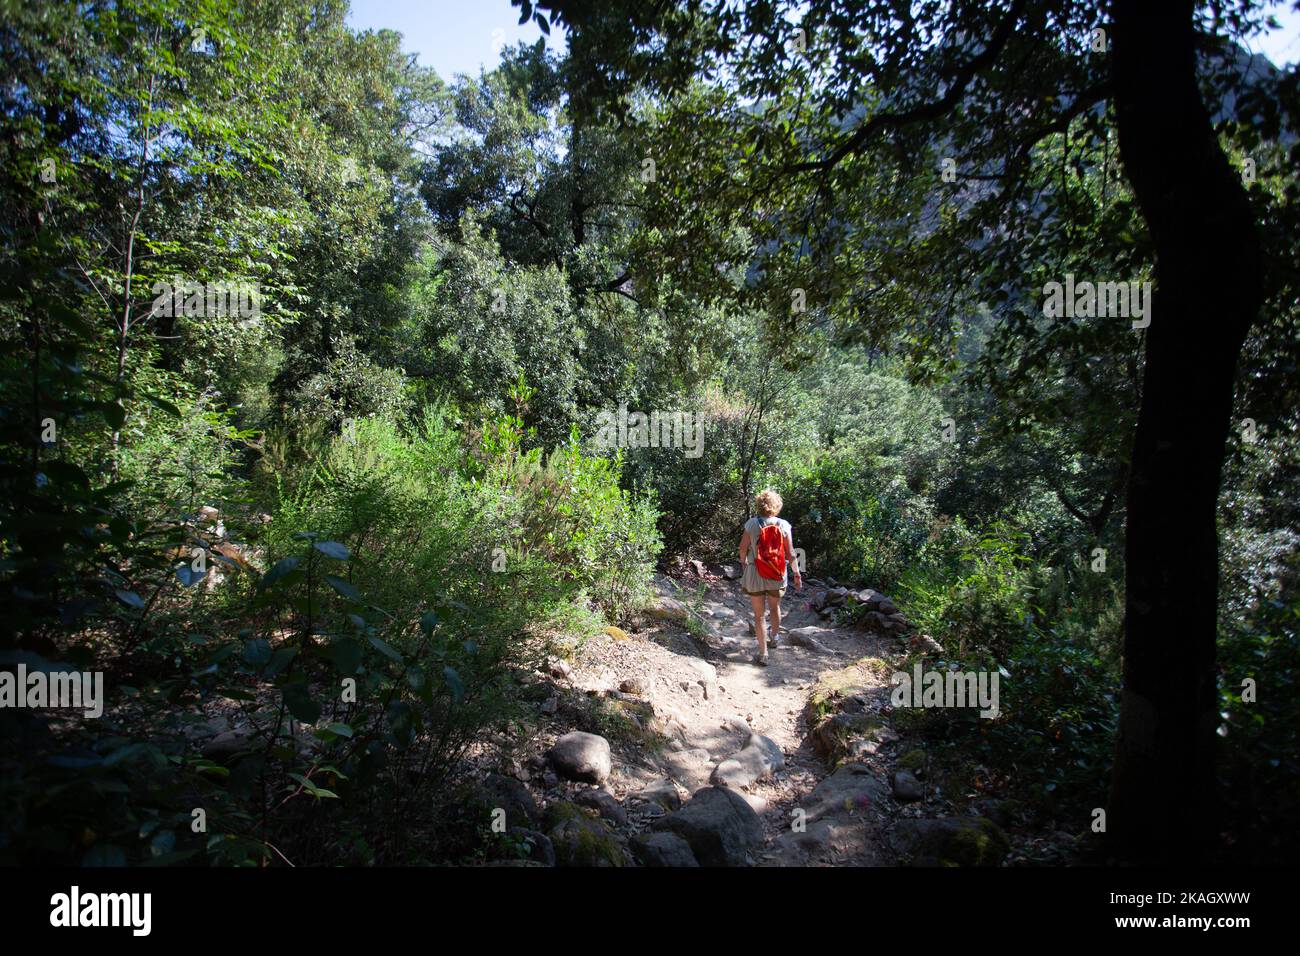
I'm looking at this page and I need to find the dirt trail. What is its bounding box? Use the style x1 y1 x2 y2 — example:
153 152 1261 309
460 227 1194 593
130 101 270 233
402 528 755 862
566 572 898 864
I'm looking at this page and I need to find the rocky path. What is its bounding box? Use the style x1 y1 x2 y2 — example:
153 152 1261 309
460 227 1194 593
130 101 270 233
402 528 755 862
537 572 907 866
473 569 1016 866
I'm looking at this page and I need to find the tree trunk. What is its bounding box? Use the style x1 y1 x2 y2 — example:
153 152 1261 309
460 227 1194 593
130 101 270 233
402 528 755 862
1106 0 1263 863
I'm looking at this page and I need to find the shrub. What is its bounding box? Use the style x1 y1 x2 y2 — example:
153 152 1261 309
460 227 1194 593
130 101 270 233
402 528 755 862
779 454 941 589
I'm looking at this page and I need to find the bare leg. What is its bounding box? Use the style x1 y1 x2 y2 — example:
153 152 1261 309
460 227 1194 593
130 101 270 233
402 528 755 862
750 593 768 657
767 592 782 645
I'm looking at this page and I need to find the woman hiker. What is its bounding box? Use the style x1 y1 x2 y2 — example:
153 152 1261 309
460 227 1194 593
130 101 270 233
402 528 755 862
738 489 802 666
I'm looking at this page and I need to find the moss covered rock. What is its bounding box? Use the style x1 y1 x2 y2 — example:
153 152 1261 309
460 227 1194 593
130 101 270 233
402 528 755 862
893 816 1011 867
545 801 625 867
802 657 897 766
811 711 887 765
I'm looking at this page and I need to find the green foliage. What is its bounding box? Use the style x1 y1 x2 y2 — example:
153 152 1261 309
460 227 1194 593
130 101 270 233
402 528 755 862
617 386 759 558
399 226 582 447
899 524 1036 661
281 334 409 434
893 523 1120 819
1216 592 1300 864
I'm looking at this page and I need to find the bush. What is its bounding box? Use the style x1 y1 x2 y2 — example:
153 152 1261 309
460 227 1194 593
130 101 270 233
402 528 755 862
893 523 1119 823
281 334 408 434
898 523 1036 661
1216 572 1300 863
779 454 943 589
0 397 660 866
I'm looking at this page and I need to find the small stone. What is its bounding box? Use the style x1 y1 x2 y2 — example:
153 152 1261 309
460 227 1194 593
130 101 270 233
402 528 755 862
635 777 683 811
574 788 629 826
892 770 924 802
711 732 785 790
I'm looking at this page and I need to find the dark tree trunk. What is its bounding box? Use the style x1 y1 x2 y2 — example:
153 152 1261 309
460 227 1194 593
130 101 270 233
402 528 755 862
1106 0 1263 863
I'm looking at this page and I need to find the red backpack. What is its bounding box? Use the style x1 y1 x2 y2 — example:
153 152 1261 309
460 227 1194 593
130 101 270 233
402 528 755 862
754 519 787 580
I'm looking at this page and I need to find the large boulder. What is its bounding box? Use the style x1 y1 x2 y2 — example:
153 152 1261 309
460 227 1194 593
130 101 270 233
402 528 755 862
909 633 946 655
631 832 700 867
811 711 890 765
546 731 612 784
795 763 888 823
813 588 851 611
711 733 785 790
653 786 764 866
803 660 895 765
202 727 257 763
891 817 1010 867
511 828 556 866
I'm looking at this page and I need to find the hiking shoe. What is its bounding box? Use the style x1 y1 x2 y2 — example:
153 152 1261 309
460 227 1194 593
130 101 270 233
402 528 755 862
752 654 769 667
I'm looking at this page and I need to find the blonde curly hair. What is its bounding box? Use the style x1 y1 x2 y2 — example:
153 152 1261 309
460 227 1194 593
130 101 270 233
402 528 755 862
754 488 783 517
